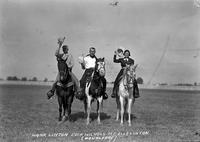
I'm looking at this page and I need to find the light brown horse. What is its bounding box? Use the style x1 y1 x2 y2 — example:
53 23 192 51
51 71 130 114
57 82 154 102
116 64 137 126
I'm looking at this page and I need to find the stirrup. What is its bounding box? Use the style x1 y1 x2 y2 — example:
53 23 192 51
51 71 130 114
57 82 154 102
47 90 54 99
111 93 116 98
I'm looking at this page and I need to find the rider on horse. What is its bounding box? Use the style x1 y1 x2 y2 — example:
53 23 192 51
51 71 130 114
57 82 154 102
78 47 108 100
47 38 80 99
111 49 140 98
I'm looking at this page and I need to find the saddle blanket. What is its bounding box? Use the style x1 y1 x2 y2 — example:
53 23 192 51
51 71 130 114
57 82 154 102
57 81 74 88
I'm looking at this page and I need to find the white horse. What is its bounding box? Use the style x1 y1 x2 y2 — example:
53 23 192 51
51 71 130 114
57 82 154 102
116 64 137 126
84 58 106 125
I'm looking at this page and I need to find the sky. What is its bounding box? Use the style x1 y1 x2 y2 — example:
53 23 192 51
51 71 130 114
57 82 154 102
0 0 200 84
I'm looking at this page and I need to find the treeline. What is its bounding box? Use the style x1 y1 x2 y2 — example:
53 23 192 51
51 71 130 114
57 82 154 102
6 76 48 82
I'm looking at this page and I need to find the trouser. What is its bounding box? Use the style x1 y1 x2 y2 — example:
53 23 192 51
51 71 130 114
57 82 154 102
112 68 124 95
133 79 140 98
101 77 107 93
80 68 94 89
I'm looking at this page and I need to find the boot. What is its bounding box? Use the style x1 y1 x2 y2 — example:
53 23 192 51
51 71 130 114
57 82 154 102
75 88 85 100
133 80 140 98
47 90 55 99
47 82 56 100
111 92 116 98
103 92 108 100
111 86 117 98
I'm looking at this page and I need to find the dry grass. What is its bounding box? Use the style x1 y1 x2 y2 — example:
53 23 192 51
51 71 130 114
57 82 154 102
0 85 200 142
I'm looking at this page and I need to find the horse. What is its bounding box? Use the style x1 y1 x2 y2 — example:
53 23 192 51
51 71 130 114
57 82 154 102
116 64 138 126
84 58 106 125
56 60 75 122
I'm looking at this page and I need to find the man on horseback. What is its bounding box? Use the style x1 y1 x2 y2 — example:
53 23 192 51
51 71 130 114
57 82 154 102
47 38 80 99
78 47 108 100
111 49 140 98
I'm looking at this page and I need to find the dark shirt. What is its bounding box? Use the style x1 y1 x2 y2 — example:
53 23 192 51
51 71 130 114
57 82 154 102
113 55 134 68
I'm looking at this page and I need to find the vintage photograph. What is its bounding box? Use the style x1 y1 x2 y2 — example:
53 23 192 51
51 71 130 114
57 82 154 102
0 0 200 141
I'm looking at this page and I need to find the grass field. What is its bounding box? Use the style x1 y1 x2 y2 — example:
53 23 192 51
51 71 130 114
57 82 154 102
0 84 200 142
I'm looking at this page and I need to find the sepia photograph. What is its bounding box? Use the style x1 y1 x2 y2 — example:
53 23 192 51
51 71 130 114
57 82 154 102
0 0 200 141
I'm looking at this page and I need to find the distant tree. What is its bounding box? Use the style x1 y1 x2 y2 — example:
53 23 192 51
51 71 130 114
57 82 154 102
7 76 19 81
32 77 38 81
7 76 12 80
137 77 144 84
43 78 48 82
21 77 27 81
194 82 197 86
159 83 168 86
13 76 19 81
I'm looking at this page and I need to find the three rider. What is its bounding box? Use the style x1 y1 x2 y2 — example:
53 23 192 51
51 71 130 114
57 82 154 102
47 38 139 100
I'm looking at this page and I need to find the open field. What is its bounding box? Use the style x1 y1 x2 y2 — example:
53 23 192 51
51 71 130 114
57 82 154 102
0 84 200 142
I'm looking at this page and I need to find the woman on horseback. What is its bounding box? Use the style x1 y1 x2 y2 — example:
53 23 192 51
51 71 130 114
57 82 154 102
111 49 140 98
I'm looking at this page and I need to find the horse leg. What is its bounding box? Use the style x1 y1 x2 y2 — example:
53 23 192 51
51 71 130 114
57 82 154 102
67 92 74 121
119 96 124 126
84 98 87 117
86 96 92 125
57 96 62 121
128 98 133 126
116 96 120 121
97 97 103 124
62 95 67 121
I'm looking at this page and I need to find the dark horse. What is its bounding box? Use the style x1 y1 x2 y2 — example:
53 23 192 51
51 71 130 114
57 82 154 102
84 58 106 125
56 60 74 121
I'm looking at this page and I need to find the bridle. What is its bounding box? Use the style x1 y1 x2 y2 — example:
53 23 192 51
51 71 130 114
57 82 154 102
58 62 69 82
123 65 137 89
96 60 105 77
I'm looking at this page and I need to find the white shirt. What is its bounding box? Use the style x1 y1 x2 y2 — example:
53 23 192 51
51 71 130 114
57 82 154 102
83 56 96 69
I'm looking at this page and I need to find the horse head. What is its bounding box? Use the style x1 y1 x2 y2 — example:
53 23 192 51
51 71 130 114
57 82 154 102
96 57 106 77
57 60 69 83
124 64 138 85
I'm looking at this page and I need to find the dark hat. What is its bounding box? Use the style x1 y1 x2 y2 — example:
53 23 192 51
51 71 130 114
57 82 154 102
123 50 131 56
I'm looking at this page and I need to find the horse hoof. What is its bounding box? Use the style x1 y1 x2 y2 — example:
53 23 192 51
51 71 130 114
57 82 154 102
62 116 66 121
86 119 90 125
120 123 123 126
97 121 101 125
128 123 132 127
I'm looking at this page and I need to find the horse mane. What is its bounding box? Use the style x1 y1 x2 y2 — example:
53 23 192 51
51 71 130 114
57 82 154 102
57 60 69 72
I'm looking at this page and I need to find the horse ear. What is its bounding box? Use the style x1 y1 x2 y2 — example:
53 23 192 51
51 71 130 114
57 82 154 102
102 57 104 61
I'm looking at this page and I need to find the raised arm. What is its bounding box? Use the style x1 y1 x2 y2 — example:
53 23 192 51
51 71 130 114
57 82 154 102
55 38 64 58
113 55 121 63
